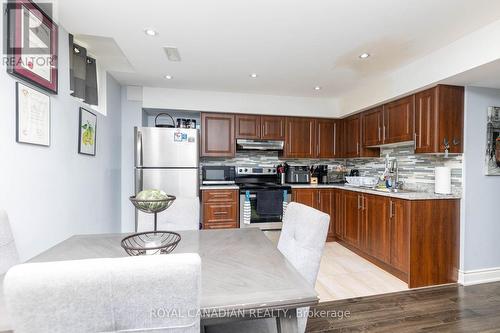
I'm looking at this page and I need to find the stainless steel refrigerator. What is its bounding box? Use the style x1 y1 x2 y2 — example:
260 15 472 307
134 127 200 231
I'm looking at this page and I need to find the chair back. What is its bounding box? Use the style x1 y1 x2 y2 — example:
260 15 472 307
278 202 329 333
0 210 19 275
4 253 201 333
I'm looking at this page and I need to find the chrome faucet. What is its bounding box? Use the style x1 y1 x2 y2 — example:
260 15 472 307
389 159 402 192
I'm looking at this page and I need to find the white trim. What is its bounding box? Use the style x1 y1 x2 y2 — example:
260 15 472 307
459 267 500 285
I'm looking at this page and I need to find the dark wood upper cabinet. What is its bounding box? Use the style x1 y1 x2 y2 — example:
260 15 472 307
384 95 415 144
390 198 410 274
235 114 261 139
317 119 337 158
201 113 235 157
343 115 361 158
362 107 384 147
415 85 464 154
261 116 286 140
284 117 316 158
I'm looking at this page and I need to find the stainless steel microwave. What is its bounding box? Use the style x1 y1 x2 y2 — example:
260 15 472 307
202 166 236 185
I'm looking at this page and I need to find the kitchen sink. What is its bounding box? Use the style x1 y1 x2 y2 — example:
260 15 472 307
371 188 414 194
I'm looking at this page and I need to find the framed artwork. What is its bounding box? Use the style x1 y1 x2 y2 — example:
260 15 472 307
6 0 58 94
16 81 51 146
485 106 500 175
78 107 97 156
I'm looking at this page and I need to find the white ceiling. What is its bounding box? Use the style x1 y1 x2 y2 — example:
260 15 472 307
55 0 500 98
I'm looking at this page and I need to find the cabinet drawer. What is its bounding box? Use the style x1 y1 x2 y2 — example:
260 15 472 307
203 203 237 221
203 221 238 229
202 190 238 203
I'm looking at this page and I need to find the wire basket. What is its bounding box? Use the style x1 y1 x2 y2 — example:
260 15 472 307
121 231 181 256
129 195 176 214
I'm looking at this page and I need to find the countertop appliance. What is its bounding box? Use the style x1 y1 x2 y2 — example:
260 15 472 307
202 165 235 185
236 166 292 231
314 165 329 184
236 139 284 151
134 127 200 232
285 165 310 184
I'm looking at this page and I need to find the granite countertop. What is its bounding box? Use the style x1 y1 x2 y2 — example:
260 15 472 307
200 184 240 190
288 183 461 200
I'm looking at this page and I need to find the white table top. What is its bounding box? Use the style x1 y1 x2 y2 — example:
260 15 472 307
28 228 318 318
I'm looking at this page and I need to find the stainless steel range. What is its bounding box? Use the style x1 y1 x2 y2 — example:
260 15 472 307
236 166 292 231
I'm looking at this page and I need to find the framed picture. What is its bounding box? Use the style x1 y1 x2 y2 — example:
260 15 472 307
78 107 97 156
6 0 58 94
16 81 51 146
485 106 500 175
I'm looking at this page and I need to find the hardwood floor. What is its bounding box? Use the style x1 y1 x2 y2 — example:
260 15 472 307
306 282 500 332
316 242 408 301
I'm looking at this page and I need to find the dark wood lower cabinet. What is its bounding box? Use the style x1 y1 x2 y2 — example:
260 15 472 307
293 188 459 288
201 189 239 229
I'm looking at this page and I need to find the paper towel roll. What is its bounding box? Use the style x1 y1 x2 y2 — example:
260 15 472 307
435 167 451 194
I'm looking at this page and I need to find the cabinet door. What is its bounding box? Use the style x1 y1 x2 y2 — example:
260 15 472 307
318 189 335 240
344 115 360 158
333 120 343 158
364 194 391 263
235 114 261 139
292 189 318 208
285 117 316 158
334 190 344 239
261 116 285 140
201 113 235 157
390 199 410 273
384 96 415 144
437 85 464 154
362 107 383 146
414 88 436 153
317 119 336 158
343 191 361 248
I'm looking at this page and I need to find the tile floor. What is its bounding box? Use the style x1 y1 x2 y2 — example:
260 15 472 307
316 242 408 302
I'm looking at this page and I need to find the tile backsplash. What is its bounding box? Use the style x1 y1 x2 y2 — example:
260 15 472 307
201 144 463 193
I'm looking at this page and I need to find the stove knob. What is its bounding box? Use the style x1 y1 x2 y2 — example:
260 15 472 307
267 168 272 173
244 168 248 172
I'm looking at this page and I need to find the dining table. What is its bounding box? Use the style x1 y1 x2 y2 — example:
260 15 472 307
26 228 318 333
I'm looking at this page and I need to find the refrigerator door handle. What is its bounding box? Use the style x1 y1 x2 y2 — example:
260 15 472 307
135 169 144 195
137 129 144 167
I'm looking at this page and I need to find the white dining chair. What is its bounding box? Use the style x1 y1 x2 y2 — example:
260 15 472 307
4 253 201 333
0 210 19 332
205 202 330 333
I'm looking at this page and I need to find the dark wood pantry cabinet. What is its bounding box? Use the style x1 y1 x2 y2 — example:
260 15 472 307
201 113 235 157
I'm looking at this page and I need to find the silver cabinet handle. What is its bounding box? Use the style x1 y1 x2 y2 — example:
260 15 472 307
378 127 381 141
383 125 386 141
389 200 393 218
137 130 144 167
358 195 362 209
356 142 360 155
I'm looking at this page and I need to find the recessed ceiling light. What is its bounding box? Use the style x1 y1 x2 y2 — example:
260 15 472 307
144 29 158 37
165 75 173 80
314 86 322 91
359 52 370 59
250 73 258 78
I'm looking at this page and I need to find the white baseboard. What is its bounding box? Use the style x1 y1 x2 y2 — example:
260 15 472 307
459 267 500 285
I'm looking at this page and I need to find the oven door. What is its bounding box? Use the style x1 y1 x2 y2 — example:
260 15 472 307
239 190 291 230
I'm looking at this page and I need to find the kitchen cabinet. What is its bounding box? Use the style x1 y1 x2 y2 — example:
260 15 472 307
317 189 336 241
261 116 286 140
235 114 260 139
345 114 380 158
333 189 344 240
362 107 384 147
284 117 316 158
389 198 410 274
202 189 239 229
364 194 391 263
414 85 464 154
383 96 415 144
317 119 340 159
201 113 235 157
292 188 318 208
343 190 361 248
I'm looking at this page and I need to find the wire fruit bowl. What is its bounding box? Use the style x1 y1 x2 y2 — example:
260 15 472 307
121 231 181 256
129 195 176 214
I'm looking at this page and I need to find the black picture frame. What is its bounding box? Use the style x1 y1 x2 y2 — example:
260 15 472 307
16 81 51 147
78 107 97 156
6 0 59 94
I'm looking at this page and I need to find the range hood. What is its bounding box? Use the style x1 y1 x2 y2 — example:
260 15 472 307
236 139 284 151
